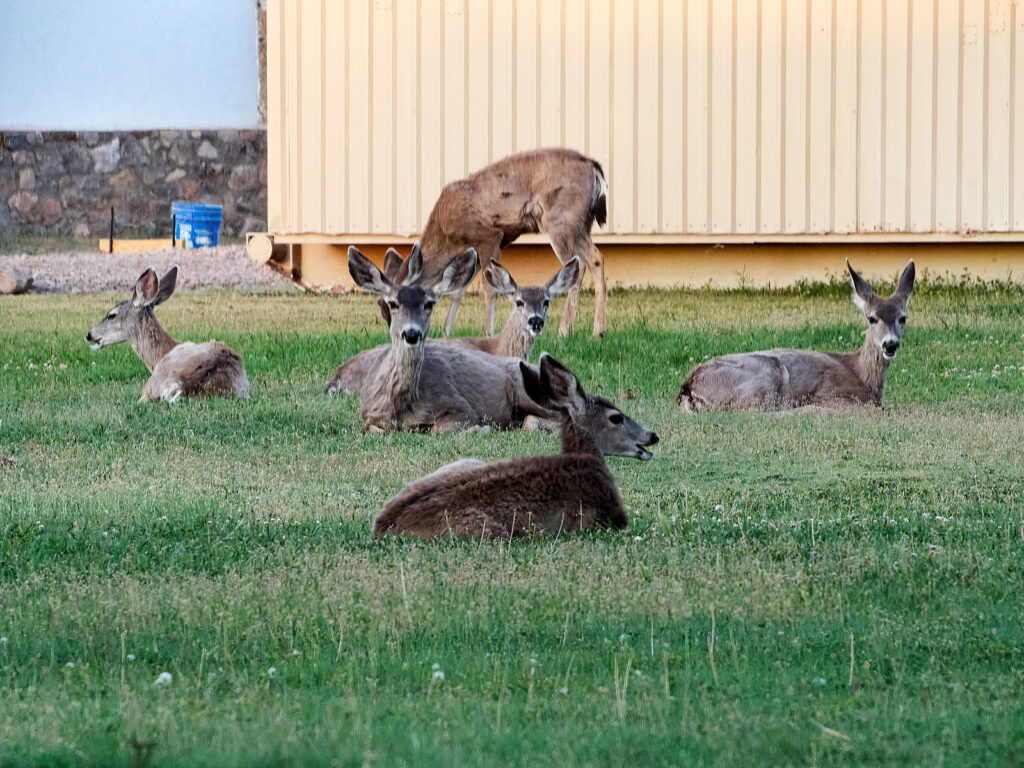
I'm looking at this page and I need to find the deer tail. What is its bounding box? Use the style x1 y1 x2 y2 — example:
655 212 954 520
592 160 608 228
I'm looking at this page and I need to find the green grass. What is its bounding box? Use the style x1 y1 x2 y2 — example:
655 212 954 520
1 283 1023 767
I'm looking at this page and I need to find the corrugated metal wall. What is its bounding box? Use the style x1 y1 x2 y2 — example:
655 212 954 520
267 0 1024 238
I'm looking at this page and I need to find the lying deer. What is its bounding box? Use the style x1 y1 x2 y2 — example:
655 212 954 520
86 267 249 402
373 353 659 538
677 260 915 411
326 254 579 395
418 147 609 338
342 245 554 432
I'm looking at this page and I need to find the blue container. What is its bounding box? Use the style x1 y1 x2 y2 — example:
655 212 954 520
172 202 223 248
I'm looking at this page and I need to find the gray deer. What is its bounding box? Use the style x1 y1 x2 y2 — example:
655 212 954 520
373 354 659 539
326 253 579 396
342 246 554 432
677 260 915 411
85 267 249 402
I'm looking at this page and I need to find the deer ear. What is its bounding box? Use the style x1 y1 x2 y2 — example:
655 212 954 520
152 266 178 306
432 248 479 296
484 262 517 295
545 257 580 296
520 361 546 407
847 260 876 314
348 246 395 296
382 248 405 283
132 268 159 306
539 353 586 412
894 259 916 307
403 242 423 286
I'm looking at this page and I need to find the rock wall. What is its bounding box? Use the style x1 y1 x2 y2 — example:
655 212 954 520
0 130 267 238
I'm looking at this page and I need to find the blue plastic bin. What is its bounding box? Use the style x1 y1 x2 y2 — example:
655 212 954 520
172 202 223 248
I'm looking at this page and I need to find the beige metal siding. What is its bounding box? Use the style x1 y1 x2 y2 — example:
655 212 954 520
267 0 1024 238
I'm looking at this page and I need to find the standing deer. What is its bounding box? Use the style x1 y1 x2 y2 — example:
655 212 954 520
372 353 659 538
85 267 249 402
677 260 916 411
344 246 555 432
418 147 609 338
326 254 580 396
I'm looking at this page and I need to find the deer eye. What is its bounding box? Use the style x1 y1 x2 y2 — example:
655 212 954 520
868 316 878 324
608 412 624 425
387 300 400 310
516 299 524 307
543 299 550 307
106 312 117 320
899 315 907 324
424 300 435 311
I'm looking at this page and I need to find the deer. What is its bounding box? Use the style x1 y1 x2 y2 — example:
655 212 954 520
325 253 580 396
85 266 249 402
342 245 556 432
372 353 659 539
677 260 916 411
417 147 609 339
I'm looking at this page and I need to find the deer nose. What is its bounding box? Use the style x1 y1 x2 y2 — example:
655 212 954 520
647 432 660 446
401 328 423 345
883 340 900 356
85 332 95 343
527 316 544 334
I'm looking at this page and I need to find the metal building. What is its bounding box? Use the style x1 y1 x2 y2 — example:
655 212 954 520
250 0 1024 288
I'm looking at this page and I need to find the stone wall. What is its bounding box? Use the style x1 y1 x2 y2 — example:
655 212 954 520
0 129 267 239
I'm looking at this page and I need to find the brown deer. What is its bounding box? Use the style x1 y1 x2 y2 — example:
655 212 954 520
326 254 580 396
677 260 916 411
418 147 609 338
372 353 659 539
343 246 555 432
85 267 249 402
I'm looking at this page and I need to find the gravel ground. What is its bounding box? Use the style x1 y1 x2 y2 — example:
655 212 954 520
0 245 294 294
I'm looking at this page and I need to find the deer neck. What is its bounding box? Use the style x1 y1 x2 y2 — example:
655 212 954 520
364 339 424 424
496 316 535 360
128 311 178 372
853 338 890 403
559 414 604 458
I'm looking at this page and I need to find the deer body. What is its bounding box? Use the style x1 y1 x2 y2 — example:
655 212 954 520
344 245 553 432
419 148 608 338
86 267 249 403
678 260 915 411
373 354 659 538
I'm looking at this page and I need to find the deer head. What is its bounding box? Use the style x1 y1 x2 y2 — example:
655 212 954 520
348 244 479 347
484 257 580 337
520 353 659 460
86 266 178 349
847 260 916 360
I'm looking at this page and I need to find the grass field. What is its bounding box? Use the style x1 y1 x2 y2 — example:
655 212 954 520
1 279 1023 767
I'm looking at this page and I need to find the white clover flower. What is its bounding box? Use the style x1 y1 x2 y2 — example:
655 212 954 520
714 504 724 511
559 687 568 694
432 669 445 682
812 677 826 686
633 536 643 542
65 662 75 669
291 649 301 656
529 658 537 666
268 667 277 678
0 637 7 644
153 672 173 686
126 654 136 661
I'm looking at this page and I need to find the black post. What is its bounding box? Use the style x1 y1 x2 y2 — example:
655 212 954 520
172 214 176 248
108 206 114 254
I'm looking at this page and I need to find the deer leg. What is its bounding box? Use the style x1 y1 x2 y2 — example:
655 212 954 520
478 236 503 336
548 232 587 337
589 241 607 337
443 291 464 337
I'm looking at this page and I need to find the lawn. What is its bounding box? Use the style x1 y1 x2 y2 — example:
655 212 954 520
1 278 1022 767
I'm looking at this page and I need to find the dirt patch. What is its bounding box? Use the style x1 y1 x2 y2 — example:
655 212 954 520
0 245 294 294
